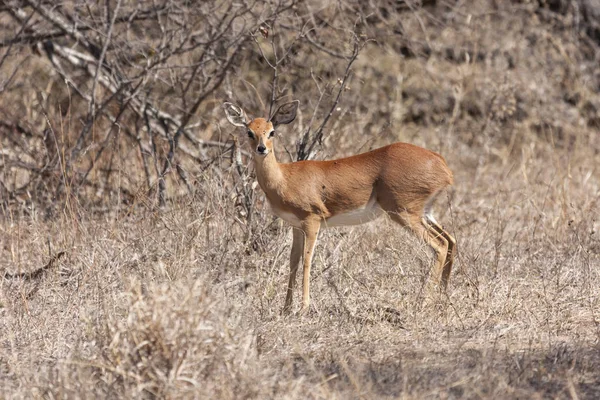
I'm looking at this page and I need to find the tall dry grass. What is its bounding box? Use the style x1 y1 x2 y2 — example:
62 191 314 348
2 118 598 398
2 1 600 398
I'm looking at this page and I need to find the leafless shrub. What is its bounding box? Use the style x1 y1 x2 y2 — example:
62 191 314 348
1 0 600 398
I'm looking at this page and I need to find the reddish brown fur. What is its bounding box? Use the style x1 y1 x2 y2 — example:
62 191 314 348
226 107 456 314
247 118 452 223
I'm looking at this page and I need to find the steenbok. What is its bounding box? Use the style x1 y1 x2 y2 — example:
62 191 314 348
224 100 456 314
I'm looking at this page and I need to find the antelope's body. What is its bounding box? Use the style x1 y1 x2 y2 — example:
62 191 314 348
225 102 456 314
257 142 453 228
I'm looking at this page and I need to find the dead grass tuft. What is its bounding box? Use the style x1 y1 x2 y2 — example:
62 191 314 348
1 1 600 398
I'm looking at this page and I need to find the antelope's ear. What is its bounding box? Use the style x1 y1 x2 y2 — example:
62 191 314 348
270 100 299 126
223 102 248 127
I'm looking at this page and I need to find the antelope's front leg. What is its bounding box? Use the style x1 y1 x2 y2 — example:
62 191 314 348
300 218 321 312
283 228 304 314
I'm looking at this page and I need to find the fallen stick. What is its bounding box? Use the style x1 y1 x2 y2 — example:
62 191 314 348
4 251 66 280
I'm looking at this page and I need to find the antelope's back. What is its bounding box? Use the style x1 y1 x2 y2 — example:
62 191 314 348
379 142 453 192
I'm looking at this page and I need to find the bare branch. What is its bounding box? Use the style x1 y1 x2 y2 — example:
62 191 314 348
89 0 122 116
297 36 366 161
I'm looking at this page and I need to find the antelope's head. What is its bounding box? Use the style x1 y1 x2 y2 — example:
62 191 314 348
223 101 299 157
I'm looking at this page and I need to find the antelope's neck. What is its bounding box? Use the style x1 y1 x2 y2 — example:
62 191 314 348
254 152 284 195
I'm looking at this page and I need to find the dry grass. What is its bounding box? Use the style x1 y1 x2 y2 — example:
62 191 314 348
2 127 599 398
2 1 600 398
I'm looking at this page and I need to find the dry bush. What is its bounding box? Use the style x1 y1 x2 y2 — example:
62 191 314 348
1 0 600 399
47 280 272 398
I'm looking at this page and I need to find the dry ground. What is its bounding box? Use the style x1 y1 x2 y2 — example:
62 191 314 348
1 127 599 398
2 1 600 398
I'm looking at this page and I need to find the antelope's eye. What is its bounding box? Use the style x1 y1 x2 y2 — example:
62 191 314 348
247 130 254 138
268 130 275 138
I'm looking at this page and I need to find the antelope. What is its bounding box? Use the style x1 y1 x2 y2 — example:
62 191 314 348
223 100 456 314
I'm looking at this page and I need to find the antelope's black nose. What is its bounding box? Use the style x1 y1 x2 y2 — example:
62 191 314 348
257 145 267 153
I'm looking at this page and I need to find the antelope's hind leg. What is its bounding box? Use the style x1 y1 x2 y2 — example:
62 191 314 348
424 215 455 288
388 212 449 290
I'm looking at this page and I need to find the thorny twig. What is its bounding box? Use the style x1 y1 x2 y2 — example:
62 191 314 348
297 35 367 161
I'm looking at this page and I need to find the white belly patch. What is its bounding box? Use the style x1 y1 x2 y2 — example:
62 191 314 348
322 197 384 228
271 207 302 228
268 196 384 229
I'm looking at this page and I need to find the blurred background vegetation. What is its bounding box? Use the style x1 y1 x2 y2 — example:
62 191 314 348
1 0 598 216
2 1 600 398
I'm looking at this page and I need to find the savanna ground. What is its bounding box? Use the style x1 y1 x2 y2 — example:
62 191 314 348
1 0 600 398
